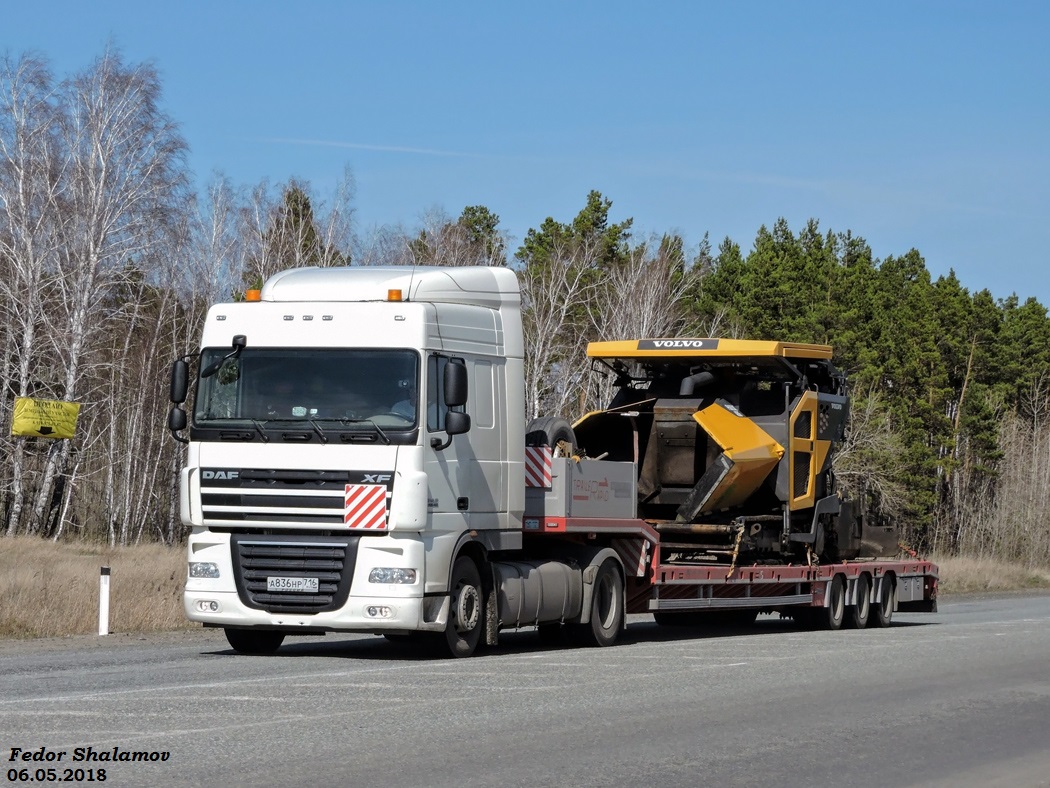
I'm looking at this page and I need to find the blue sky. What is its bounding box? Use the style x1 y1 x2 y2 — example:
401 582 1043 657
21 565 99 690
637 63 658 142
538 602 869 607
5 1 1049 303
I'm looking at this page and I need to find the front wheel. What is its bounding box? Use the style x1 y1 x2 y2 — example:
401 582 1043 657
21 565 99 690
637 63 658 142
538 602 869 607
224 628 285 655
573 560 624 647
442 556 484 658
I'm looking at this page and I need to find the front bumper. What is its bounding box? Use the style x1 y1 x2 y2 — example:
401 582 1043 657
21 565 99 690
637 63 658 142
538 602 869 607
184 529 449 633
184 590 449 632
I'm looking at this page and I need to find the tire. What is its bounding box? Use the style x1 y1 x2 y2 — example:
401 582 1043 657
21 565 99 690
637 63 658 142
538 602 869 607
525 416 577 456
442 556 484 658
824 575 846 631
224 628 285 655
848 574 871 629
574 559 623 647
872 576 895 628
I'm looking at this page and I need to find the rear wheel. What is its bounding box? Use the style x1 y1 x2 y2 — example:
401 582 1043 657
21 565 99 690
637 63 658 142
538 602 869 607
224 628 285 655
573 560 623 647
442 556 483 658
872 576 895 628
824 575 846 631
849 574 871 629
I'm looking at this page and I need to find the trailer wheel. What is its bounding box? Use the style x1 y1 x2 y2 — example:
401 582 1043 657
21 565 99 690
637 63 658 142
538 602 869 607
224 628 285 655
848 574 871 629
872 576 895 628
574 560 623 647
442 556 483 658
824 575 846 630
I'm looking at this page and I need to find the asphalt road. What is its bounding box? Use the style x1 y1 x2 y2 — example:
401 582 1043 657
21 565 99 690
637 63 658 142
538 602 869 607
1 593 1049 787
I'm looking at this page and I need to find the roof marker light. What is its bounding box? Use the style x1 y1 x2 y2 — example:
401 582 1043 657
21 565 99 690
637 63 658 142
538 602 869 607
245 289 261 302
388 289 403 302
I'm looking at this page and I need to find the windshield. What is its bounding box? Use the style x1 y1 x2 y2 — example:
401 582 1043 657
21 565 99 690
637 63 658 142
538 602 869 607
194 348 420 429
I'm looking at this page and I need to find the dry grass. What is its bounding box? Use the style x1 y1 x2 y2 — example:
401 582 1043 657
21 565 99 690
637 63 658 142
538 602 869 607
0 535 191 639
931 553 1050 595
3 536 1049 640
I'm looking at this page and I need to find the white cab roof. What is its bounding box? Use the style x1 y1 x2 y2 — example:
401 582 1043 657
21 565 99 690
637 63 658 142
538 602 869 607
260 266 520 310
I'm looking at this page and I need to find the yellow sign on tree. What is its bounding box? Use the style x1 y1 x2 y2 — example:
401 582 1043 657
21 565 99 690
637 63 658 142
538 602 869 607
11 397 81 439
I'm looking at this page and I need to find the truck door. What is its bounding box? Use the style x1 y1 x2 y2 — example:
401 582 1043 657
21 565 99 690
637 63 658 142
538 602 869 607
424 354 467 525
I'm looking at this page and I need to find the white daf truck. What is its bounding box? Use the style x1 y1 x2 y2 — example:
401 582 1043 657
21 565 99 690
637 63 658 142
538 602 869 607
169 265 938 657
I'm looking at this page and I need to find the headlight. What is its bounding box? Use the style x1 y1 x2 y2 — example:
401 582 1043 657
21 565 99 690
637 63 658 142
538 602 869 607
368 567 417 584
189 562 220 579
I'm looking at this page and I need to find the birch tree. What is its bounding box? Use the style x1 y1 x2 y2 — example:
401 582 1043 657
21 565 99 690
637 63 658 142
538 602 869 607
408 205 508 267
239 170 355 288
30 49 187 540
516 191 632 420
519 239 601 419
585 234 695 410
0 54 64 536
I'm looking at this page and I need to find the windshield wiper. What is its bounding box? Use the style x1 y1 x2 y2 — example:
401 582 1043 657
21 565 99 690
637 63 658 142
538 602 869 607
307 418 328 445
249 419 270 443
338 418 391 445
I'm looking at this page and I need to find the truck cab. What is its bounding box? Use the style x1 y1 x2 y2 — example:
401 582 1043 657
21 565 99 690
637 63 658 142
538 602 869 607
172 266 526 655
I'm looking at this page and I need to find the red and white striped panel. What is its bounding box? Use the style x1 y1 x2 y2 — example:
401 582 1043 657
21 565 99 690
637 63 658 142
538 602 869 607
525 446 553 489
612 538 649 577
344 484 388 529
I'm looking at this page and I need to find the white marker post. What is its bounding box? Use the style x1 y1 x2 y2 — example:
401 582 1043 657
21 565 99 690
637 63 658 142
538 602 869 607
99 566 111 636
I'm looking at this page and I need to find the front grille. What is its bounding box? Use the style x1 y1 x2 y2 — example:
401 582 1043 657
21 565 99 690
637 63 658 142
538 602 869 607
231 533 359 613
200 468 392 527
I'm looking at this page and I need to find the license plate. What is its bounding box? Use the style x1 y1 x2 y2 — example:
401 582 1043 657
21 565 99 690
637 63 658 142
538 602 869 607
267 576 319 593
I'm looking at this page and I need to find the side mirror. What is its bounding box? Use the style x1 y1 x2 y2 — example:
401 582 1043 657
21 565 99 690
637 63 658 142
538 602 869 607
168 406 188 444
444 360 468 407
168 407 187 431
170 360 189 404
430 410 470 451
444 410 470 436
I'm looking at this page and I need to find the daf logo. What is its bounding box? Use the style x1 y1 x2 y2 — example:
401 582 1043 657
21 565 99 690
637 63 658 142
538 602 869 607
363 474 392 484
202 470 239 480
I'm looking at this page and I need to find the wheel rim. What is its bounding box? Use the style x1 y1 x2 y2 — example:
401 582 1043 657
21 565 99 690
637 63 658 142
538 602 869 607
453 581 481 633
